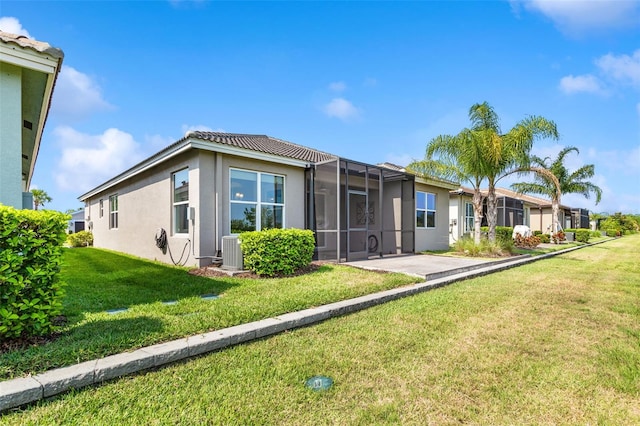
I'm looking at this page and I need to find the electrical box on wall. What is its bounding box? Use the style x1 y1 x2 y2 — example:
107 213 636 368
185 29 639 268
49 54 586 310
188 207 195 221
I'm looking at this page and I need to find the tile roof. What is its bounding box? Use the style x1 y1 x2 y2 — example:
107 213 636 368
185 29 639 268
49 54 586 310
0 31 64 60
451 186 578 209
185 131 337 164
492 187 552 206
377 162 406 172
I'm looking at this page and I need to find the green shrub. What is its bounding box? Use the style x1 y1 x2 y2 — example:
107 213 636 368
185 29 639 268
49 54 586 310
453 236 513 257
480 226 513 243
67 230 94 247
240 228 315 277
538 233 550 243
533 230 543 236
605 229 621 237
574 229 590 243
0 205 69 339
590 230 601 238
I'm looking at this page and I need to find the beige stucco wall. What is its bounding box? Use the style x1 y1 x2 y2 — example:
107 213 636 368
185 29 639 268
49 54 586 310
448 193 477 245
530 207 569 233
220 155 306 236
414 182 451 251
85 149 307 267
86 151 201 266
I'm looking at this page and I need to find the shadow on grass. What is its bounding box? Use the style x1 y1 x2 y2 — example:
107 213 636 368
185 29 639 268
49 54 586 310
0 316 165 380
61 248 241 315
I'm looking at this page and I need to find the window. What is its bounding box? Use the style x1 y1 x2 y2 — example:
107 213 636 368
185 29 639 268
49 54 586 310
99 199 104 218
230 169 284 233
416 191 436 228
109 195 118 229
464 202 474 233
172 169 189 234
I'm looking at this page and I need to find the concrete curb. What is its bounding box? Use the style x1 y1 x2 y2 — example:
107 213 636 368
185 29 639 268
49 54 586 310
0 239 614 412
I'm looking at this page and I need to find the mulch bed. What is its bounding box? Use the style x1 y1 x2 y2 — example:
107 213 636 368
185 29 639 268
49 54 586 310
0 316 66 354
188 261 331 279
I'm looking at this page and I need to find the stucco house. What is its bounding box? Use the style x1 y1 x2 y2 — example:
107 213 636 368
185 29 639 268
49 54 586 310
0 31 63 209
67 209 85 233
79 132 457 267
449 186 589 243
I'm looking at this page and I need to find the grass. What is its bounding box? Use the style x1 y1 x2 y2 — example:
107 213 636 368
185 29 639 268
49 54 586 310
0 248 419 380
2 236 638 424
424 236 604 258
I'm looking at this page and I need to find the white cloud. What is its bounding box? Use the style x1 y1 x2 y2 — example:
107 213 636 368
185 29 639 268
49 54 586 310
519 0 640 34
323 98 361 121
0 16 31 37
560 49 640 96
53 126 144 192
328 81 347 92
51 66 113 120
558 74 604 94
596 50 640 88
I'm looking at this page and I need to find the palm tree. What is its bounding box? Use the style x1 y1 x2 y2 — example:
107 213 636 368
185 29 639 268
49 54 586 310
408 133 486 243
512 146 602 235
467 102 559 242
31 189 52 210
409 102 559 243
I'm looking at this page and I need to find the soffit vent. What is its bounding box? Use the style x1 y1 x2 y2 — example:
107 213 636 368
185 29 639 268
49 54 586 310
23 120 33 130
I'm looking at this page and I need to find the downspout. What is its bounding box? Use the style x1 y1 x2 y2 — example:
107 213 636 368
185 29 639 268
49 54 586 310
215 152 223 256
335 160 341 263
379 169 384 257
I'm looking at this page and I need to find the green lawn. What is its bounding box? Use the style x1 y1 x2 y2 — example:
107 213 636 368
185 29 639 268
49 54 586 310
0 248 419 380
2 236 638 424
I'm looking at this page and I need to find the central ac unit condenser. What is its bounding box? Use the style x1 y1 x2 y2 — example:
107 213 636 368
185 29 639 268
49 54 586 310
221 236 243 270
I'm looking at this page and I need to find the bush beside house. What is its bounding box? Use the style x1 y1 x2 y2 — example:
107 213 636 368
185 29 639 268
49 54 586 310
67 230 94 247
240 228 315 277
565 229 590 243
0 205 69 339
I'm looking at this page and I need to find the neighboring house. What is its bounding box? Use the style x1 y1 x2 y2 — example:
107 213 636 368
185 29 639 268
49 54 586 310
67 209 85 233
449 186 589 243
79 132 457 267
0 31 63 209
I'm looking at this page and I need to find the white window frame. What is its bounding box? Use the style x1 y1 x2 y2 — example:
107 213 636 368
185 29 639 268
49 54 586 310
464 201 474 233
109 195 118 230
172 168 190 235
229 168 285 234
416 191 436 229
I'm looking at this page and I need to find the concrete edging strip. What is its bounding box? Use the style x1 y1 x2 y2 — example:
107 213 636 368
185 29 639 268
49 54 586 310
0 239 614 412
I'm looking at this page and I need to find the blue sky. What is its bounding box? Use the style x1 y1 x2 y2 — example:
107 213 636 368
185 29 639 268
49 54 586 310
2 1 639 214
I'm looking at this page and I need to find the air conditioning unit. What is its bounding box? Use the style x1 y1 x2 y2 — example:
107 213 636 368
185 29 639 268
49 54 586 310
222 236 243 270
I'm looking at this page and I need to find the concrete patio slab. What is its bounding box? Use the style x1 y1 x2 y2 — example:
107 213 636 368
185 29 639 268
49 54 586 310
345 253 505 279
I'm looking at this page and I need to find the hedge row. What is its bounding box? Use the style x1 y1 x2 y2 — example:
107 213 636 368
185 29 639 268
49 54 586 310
0 205 69 339
240 228 315 277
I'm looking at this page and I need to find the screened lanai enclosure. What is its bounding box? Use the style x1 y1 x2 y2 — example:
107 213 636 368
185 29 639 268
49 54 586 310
305 159 415 262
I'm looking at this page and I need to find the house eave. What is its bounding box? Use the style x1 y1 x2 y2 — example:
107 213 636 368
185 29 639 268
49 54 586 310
78 141 192 201
78 138 311 201
1 38 63 190
415 176 459 190
189 139 311 168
